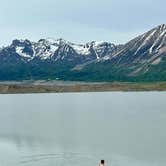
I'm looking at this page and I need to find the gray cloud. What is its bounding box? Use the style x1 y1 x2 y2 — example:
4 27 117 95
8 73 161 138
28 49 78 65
0 0 165 45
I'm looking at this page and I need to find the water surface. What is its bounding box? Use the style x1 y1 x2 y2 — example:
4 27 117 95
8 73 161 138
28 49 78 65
0 92 166 166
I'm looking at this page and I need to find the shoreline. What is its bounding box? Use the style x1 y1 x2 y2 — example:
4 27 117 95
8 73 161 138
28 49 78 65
0 81 166 94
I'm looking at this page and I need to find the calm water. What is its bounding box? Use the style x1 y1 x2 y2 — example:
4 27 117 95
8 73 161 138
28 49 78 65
0 92 166 166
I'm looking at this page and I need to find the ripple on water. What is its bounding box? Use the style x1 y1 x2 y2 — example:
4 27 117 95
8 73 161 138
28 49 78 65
20 152 99 166
19 152 163 166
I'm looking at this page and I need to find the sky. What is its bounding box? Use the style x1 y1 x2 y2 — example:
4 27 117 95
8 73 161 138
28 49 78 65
0 0 165 46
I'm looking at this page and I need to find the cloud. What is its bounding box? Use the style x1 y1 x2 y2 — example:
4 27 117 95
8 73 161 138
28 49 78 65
0 0 165 45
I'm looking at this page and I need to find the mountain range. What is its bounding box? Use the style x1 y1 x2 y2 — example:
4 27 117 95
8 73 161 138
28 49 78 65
0 24 166 82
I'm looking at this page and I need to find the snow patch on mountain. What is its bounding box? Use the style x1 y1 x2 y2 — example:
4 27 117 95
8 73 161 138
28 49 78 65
135 29 157 55
16 46 32 59
71 44 90 55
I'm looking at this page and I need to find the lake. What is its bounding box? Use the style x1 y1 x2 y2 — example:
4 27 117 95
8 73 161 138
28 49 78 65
0 92 166 166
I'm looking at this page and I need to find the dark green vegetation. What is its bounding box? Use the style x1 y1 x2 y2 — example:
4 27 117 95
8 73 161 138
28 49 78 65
1 57 165 82
0 61 74 81
0 61 164 82
67 57 166 82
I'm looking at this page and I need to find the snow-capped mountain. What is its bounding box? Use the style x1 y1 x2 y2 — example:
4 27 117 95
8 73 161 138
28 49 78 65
2 38 117 63
71 24 166 81
104 24 166 75
0 24 165 81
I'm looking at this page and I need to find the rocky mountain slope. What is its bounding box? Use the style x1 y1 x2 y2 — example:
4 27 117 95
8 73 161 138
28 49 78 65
71 24 166 82
0 24 165 81
109 24 166 74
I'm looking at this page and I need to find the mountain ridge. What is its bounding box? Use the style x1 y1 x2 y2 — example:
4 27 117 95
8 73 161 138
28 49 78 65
0 24 165 82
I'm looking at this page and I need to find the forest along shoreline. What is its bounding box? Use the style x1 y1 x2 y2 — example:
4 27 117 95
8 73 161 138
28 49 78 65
0 81 166 93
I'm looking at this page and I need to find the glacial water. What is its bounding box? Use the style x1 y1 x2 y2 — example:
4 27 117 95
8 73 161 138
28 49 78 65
0 92 166 166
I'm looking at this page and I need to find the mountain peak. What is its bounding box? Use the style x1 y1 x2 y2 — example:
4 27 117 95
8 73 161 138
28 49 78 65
12 39 32 46
156 24 166 30
38 38 70 46
52 38 69 44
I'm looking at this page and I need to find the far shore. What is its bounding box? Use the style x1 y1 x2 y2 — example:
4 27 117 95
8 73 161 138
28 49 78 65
0 81 166 94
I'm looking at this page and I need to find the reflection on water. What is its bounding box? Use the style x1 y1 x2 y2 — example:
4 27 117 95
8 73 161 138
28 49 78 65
0 92 166 166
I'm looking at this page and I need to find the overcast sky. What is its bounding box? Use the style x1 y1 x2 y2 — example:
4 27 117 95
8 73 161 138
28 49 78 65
0 0 165 46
